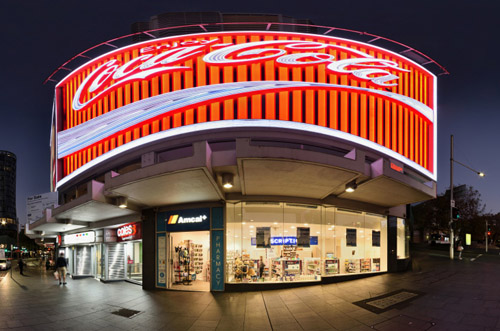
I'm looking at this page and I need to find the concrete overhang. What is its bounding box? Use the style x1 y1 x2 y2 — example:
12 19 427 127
104 141 224 207
102 137 435 210
337 158 435 207
29 180 139 234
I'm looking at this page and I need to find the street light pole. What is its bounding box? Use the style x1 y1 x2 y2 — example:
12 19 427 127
450 135 454 260
449 134 485 260
485 220 488 253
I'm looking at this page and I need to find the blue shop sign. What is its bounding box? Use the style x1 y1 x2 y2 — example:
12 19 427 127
251 236 318 246
211 230 224 291
159 208 211 232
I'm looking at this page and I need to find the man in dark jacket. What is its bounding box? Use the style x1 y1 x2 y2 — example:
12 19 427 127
18 258 25 275
55 252 68 285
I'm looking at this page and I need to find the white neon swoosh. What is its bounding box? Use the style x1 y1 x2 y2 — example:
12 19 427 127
57 81 434 159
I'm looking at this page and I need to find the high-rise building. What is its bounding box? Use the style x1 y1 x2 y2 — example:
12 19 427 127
0 150 17 246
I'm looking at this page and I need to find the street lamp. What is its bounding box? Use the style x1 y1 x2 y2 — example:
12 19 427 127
449 134 485 260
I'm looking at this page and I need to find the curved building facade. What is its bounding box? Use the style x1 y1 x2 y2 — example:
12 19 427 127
32 19 441 291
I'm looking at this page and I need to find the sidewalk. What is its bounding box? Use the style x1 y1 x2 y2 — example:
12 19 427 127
1 252 500 330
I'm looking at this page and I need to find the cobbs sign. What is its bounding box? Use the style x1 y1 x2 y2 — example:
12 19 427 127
55 30 437 187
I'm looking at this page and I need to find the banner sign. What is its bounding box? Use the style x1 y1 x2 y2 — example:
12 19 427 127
297 227 310 248
211 230 224 291
251 236 318 246
372 230 381 247
157 233 166 288
160 208 210 232
346 228 357 247
256 227 271 248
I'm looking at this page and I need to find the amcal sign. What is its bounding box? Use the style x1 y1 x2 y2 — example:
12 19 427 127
167 214 208 224
54 31 437 188
163 208 211 232
116 222 142 242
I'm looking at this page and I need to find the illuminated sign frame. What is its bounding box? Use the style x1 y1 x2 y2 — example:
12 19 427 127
116 222 142 242
160 208 211 232
54 30 437 188
63 231 95 245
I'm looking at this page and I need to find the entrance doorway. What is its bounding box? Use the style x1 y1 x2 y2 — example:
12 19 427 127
168 231 210 291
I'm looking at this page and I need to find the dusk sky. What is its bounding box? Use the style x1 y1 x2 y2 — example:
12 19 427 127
1 0 499 224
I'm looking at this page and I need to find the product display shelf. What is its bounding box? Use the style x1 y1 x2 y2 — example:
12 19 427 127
372 258 381 272
190 243 203 275
304 258 321 275
282 245 297 258
324 258 339 275
345 259 359 273
226 251 235 280
271 258 283 280
360 258 371 273
283 259 301 274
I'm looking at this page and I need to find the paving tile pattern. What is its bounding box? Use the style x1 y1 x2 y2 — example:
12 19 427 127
1 250 500 330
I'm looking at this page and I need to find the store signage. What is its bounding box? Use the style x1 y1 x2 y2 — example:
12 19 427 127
167 214 207 224
73 39 406 112
26 192 58 224
116 222 142 242
162 208 210 232
251 236 318 246
211 230 224 291
54 31 437 189
63 231 95 245
157 233 166 287
104 228 117 243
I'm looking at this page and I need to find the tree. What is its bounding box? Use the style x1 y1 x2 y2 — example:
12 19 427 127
413 185 486 241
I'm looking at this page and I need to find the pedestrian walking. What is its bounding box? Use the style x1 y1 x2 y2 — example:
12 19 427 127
18 258 25 275
457 240 464 260
55 252 68 285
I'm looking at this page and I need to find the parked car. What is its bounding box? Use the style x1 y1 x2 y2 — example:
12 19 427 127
0 259 11 270
429 234 450 245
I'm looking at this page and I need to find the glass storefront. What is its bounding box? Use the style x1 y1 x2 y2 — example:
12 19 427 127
125 241 143 283
397 218 410 260
226 202 388 283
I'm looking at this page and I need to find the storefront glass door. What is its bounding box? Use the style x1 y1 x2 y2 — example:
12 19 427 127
168 231 210 291
125 241 143 283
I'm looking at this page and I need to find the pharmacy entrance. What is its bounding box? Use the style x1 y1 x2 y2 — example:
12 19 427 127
167 231 210 291
156 207 213 292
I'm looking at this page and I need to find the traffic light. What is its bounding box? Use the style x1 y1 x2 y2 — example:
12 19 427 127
452 207 460 220
488 231 491 236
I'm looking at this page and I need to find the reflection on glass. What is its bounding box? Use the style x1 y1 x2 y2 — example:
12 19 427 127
226 202 389 284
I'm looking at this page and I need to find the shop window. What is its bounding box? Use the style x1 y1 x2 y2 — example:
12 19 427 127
397 218 410 259
226 202 388 284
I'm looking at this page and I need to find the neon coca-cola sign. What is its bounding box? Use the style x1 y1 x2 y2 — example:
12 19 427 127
55 31 437 187
72 38 408 112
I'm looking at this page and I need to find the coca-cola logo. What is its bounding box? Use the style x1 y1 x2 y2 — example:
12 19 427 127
72 37 409 112
117 224 136 238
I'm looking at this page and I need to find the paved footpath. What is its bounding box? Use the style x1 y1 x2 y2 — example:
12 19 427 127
1 251 500 331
